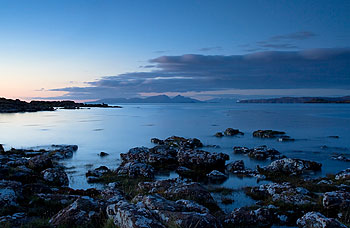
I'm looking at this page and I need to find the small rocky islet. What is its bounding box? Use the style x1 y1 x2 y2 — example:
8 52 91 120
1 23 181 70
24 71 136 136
0 131 349 227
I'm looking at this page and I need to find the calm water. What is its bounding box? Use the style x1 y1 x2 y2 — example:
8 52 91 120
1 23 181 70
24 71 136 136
0 103 349 212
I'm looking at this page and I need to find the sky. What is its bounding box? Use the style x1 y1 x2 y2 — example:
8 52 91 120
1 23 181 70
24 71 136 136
0 0 349 101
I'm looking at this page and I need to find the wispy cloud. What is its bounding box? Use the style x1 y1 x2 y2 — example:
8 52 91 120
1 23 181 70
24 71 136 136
198 46 222 52
48 48 350 100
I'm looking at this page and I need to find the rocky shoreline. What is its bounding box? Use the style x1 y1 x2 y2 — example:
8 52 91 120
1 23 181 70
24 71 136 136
0 133 349 227
0 97 121 113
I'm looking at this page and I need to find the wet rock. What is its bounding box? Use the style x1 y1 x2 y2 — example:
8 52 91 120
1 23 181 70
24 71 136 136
206 170 228 181
50 197 104 227
224 128 244 136
258 158 322 176
152 136 203 149
248 182 313 206
234 145 283 160
0 180 22 208
226 160 245 172
214 132 224 137
101 182 126 204
116 162 155 178
86 166 110 178
0 144 4 153
99 151 109 157
49 144 78 159
41 168 69 186
323 191 350 209
27 154 53 171
277 136 295 142
132 194 222 228
296 212 347 228
107 200 165 228
253 130 286 138
331 154 350 162
224 207 274 227
121 145 178 169
138 178 217 209
175 166 197 178
177 149 229 172
335 168 350 181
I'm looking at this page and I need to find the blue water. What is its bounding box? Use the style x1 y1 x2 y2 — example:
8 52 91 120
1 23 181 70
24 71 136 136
0 103 349 212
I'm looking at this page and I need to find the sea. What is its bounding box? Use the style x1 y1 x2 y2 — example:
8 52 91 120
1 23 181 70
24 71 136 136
0 103 349 214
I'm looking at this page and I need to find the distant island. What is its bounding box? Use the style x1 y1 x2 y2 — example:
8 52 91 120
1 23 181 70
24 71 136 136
238 96 350 104
93 95 203 104
0 97 121 113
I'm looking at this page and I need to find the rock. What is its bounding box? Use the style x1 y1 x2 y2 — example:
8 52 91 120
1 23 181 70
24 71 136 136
50 144 78 159
335 168 350 181
86 166 110 178
132 194 222 228
226 160 245 172
296 212 347 228
224 207 274 227
0 213 27 226
27 155 53 171
206 170 228 181
0 144 4 153
331 154 350 162
248 182 313 206
224 128 244 136
101 182 126 204
151 138 164 145
138 178 217 209
215 132 224 137
258 158 322 176
50 197 104 227
177 149 229 172
116 162 155 178
107 200 165 228
41 168 69 186
175 166 197 178
0 180 22 208
99 152 109 157
160 136 203 149
253 130 286 138
323 191 350 209
277 136 295 142
121 145 178 169
234 145 282 160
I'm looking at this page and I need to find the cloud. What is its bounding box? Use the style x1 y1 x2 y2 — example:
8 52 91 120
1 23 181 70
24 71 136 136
198 46 222 52
242 31 317 52
49 48 350 100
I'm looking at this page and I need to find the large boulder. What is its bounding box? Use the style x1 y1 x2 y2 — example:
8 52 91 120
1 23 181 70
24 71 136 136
132 194 222 228
296 212 347 228
107 200 165 228
27 155 53 172
138 178 217 210
50 197 104 227
224 207 274 227
0 180 22 208
177 149 229 172
41 168 69 186
152 136 203 149
323 191 350 209
116 162 155 178
247 182 313 206
258 158 322 176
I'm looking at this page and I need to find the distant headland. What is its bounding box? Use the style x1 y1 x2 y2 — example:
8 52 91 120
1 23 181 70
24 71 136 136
238 96 350 104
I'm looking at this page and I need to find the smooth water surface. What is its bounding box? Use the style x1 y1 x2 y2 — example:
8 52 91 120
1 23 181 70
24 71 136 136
0 103 349 211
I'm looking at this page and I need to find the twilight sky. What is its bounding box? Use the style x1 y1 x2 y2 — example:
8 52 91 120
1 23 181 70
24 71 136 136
0 0 349 101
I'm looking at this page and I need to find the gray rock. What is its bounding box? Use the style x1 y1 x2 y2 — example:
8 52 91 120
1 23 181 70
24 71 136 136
224 128 243 136
253 130 286 138
323 191 350 209
28 155 53 171
0 180 22 207
224 207 274 227
335 168 350 181
234 145 283 160
41 168 69 186
296 212 347 228
206 170 228 181
226 160 245 172
116 162 155 178
258 158 322 175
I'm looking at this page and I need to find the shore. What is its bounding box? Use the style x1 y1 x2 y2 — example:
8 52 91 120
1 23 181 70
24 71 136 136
0 130 349 228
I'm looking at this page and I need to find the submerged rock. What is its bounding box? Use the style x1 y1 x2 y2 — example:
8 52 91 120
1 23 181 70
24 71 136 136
214 132 224 137
206 170 228 181
98 151 109 157
258 158 322 176
296 212 347 228
234 145 283 160
224 128 244 136
224 207 274 227
253 130 286 138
